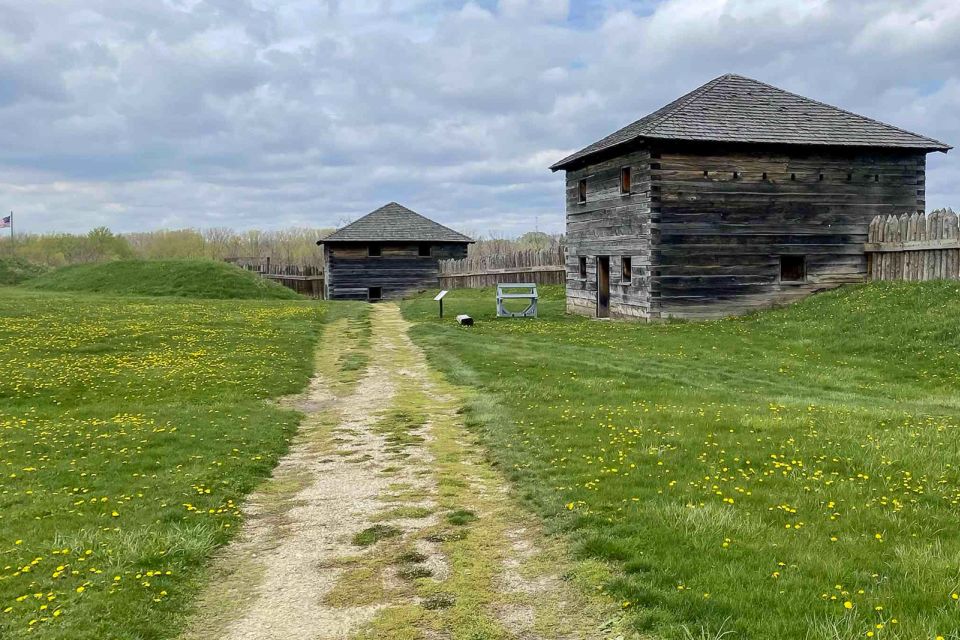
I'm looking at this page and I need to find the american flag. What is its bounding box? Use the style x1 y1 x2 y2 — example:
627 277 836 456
0 215 10 229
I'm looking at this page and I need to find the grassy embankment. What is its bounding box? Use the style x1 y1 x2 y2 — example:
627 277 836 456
0 262 366 639
23 259 299 299
403 283 960 640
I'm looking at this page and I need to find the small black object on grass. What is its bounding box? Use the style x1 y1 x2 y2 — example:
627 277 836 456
352 524 401 547
456 314 473 326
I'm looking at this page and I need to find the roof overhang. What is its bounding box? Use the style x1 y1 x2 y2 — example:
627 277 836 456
550 136 951 172
317 238 474 246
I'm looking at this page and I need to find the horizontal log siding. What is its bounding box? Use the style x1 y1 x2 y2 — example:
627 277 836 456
565 149 653 318
650 145 926 319
324 242 468 300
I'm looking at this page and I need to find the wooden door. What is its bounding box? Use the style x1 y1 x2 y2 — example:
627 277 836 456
597 256 610 318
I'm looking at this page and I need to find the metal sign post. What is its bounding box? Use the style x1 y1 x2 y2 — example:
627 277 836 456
434 290 448 318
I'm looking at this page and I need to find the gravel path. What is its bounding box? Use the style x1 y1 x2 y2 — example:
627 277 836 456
183 304 619 640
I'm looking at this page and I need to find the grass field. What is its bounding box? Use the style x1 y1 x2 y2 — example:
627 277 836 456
404 283 960 640
24 260 299 299
0 286 360 639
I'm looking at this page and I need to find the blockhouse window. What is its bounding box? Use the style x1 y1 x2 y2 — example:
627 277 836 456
418 244 431 257
620 167 631 195
846 172 852 181
874 174 880 182
368 286 382 301
762 172 768 181
780 255 806 283
818 173 824 181
732 171 740 180
368 245 382 257
703 170 709 178
622 256 632 282
578 256 587 279
578 179 587 204
791 173 796 181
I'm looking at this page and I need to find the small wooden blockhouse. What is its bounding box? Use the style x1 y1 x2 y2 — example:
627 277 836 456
551 74 951 319
319 202 473 301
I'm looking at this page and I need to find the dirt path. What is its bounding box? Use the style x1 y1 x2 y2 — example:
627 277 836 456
182 304 626 640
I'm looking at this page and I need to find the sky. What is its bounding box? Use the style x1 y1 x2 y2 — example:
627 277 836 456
0 0 957 237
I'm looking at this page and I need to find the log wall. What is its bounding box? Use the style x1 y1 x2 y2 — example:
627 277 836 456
564 149 654 318
561 141 929 320
324 242 468 300
651 144 926 318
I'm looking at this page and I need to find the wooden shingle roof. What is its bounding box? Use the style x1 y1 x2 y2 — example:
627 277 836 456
551 74 951 171
320 202 473 244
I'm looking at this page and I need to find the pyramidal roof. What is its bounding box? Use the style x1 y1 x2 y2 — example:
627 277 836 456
321 202 473 243
551 74 950 171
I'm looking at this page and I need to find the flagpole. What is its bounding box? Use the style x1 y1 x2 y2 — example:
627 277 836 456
9 211 13 259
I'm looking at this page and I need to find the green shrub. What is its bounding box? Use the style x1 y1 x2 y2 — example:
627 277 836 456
0 257 48 285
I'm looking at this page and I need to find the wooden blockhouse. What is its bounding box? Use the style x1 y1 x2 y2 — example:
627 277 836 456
551 74 951 319
319 202 473 301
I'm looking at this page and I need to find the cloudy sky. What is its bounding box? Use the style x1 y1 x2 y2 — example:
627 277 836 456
0 0 957 237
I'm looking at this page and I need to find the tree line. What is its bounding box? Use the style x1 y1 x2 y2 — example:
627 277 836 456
1 227 333 268
0 227 566 269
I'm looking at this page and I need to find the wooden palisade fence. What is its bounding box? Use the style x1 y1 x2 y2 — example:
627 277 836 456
865 211 960 281
261 264 324 298
438 247 566 289
226 256 325 298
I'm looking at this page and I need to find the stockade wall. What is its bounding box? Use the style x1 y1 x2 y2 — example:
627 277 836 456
226 257 324 276
865 211 960 281
226 257 325 298
438 247 566 289
438 266 566 289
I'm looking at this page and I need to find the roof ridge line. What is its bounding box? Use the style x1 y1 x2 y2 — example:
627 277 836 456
738 75 951 150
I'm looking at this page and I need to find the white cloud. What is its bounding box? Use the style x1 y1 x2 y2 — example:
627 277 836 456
499 0 570 22
0 0 956 237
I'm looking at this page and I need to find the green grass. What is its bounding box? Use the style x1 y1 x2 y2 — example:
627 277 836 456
0 257 49 285
353 525 403 547
445 509 478 526
22 259 300 299
403 282 960 640
0 288 341 639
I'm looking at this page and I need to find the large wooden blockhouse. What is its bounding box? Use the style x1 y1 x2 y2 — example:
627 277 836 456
551 74 950 319
319 202 472 301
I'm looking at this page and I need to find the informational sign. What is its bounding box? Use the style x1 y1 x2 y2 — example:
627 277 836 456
435 290 448 318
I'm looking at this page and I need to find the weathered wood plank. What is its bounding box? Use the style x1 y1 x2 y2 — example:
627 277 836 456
864 211 960 282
